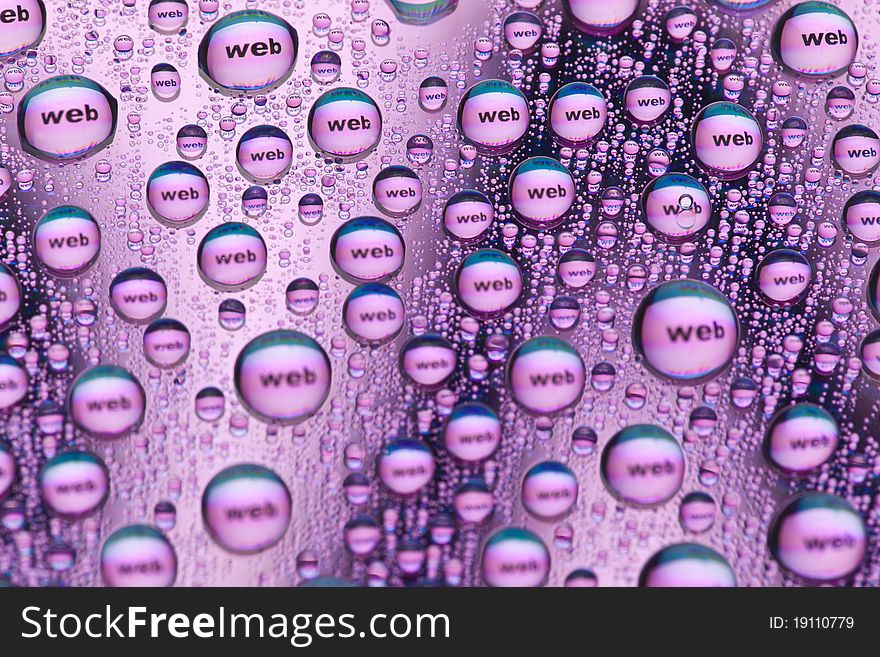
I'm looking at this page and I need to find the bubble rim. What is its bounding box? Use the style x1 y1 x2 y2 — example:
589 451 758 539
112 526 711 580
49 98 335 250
232 329 332 425
600 423 685 507
32 205 102 279
707 0 776 14
143 317 192 370
562 0 641 36
66 364 147 440
520 459 578 520
859 327 880 380
442 401 502 463
387 0 459 26
631 278 741 384
329 216 406 285
505 335 586 414
507 155 575 230
397 333 457 390
624 75 672 126
453 248 524 320
761 402 839 475
0 262 22 332
0 0 46 57
200 463 293 555
99 524 177 587
341 282 406 346
479 525 551 587
196 221 268 291
547 81 607 147
456 79 530 155
841 190 880 246
109 267 168 325
441 189 495 244
146 160 211 228
637 542 735 587
371 164 423 218
690 101 763 180
376 437 437 497
38 450 110 520
867 257 880 321
767 491 867 583
17 74 118 162
0 438 16 502
753 248 813 308
234 124 294 184
770 1 859 79
196 9 299 94
830 124 880 177
306 86 383 160
640 172 713 244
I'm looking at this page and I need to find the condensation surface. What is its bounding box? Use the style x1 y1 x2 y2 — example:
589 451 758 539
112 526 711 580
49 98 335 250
0 0 879 587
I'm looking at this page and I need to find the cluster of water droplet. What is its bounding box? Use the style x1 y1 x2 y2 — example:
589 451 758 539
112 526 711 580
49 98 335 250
0 0 878 588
